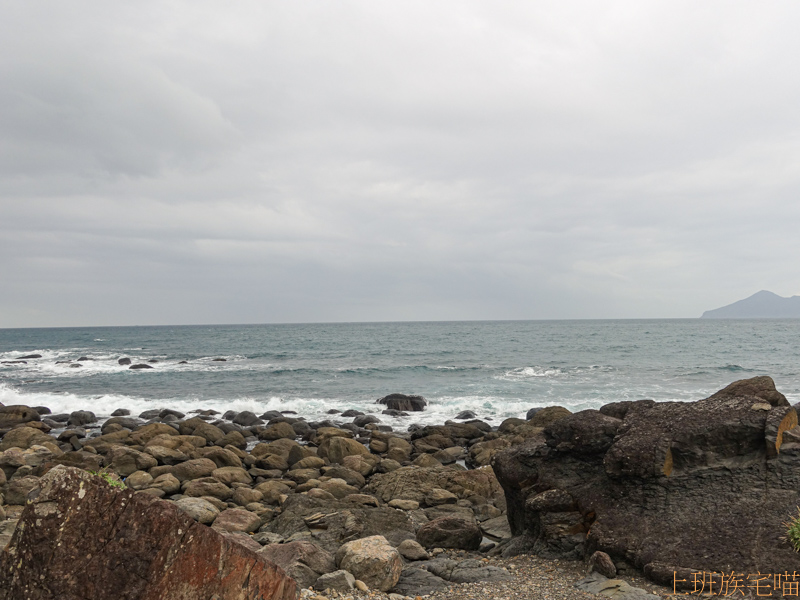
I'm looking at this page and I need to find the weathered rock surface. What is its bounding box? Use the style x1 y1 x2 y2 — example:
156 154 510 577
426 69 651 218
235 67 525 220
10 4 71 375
258 540 336 589
335 535 402 592
365 466 504 507
265 494 414 555
492 376 800 587
0 465 296 600
314 569 356 592
416 516 482 550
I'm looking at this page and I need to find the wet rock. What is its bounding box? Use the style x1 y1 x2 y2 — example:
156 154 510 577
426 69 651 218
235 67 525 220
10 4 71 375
0 465 296 600
353 415 381 427
129 363 153 369
377 394 427 412
67 410 97 426
117 358 131 365
233 411 264 427
455 410 477 420
526 405 573 426
335 535 402 592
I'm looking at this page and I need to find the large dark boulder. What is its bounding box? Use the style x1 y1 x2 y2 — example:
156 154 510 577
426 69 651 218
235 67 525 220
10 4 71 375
377 394 427 412
492 376 800 588
0 465 296 600
416 516 482 550
0 405 41 427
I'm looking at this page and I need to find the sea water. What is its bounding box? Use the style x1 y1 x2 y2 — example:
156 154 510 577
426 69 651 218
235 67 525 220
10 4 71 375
1 320 799 428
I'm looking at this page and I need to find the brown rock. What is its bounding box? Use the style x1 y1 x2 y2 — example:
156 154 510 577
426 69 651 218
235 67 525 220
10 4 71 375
217 430 248 450
335 535 402 592
259 422 297 441
5 475 41 505
212 508 262 533
588 550 617 578
108 446 158 477
0 465 296 600
0 427 53 451
258 540 336 589
319 437 370 464
182 478 233 501
148 473 181 495
0 405 41 428
213 466 252 485
128 422 178 446
197 446 243 468
171 457 217 482
416 516 482 550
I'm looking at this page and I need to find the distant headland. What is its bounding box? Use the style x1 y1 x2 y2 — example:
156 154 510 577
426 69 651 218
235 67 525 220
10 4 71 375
701 290 800 318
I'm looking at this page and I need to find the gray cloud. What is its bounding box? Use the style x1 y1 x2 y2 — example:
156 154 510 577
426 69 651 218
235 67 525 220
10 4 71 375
3 1 800 326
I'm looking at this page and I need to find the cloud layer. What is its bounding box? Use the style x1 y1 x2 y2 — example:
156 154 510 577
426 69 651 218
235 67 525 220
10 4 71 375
3 1 800 326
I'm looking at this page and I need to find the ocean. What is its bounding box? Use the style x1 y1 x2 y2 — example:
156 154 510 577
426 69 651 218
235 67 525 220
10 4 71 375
1 319 799 428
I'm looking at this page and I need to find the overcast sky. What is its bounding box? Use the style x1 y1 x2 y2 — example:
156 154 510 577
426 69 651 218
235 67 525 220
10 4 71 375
2 1 800 327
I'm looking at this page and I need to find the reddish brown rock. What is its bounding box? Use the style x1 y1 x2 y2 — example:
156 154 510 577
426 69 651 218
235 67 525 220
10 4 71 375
0 465 296 600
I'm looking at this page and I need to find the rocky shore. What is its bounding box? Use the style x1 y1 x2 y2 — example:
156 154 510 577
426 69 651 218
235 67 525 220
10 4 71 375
0 379 797 598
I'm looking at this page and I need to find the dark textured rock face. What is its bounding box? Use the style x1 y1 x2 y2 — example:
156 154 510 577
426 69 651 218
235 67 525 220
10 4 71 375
0 465 297 600
492 376 800 587
376 393 427 411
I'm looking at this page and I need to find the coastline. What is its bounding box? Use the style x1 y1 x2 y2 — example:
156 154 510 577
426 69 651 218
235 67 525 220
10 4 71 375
2 377 796 598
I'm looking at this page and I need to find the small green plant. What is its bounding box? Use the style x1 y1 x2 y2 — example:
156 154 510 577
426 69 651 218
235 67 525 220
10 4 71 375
89 467 127 490
784 508 800 552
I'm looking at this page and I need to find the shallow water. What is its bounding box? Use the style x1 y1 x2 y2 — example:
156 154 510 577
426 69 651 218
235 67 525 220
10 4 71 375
1 319 799 427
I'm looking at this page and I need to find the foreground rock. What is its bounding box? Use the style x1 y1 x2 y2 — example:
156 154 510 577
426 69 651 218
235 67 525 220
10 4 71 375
0 466 296 600
493 376 800 588
335 535 402 592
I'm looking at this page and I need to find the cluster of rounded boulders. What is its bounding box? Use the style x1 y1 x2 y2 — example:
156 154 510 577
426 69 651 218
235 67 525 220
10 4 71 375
0 397 558 595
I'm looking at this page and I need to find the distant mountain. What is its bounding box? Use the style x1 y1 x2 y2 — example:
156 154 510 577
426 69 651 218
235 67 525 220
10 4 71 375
701 290 800 319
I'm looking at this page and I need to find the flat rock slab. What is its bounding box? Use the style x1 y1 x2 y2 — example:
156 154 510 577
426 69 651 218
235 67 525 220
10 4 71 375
392 568 450 596
574 572 661 600
0 465 296 600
